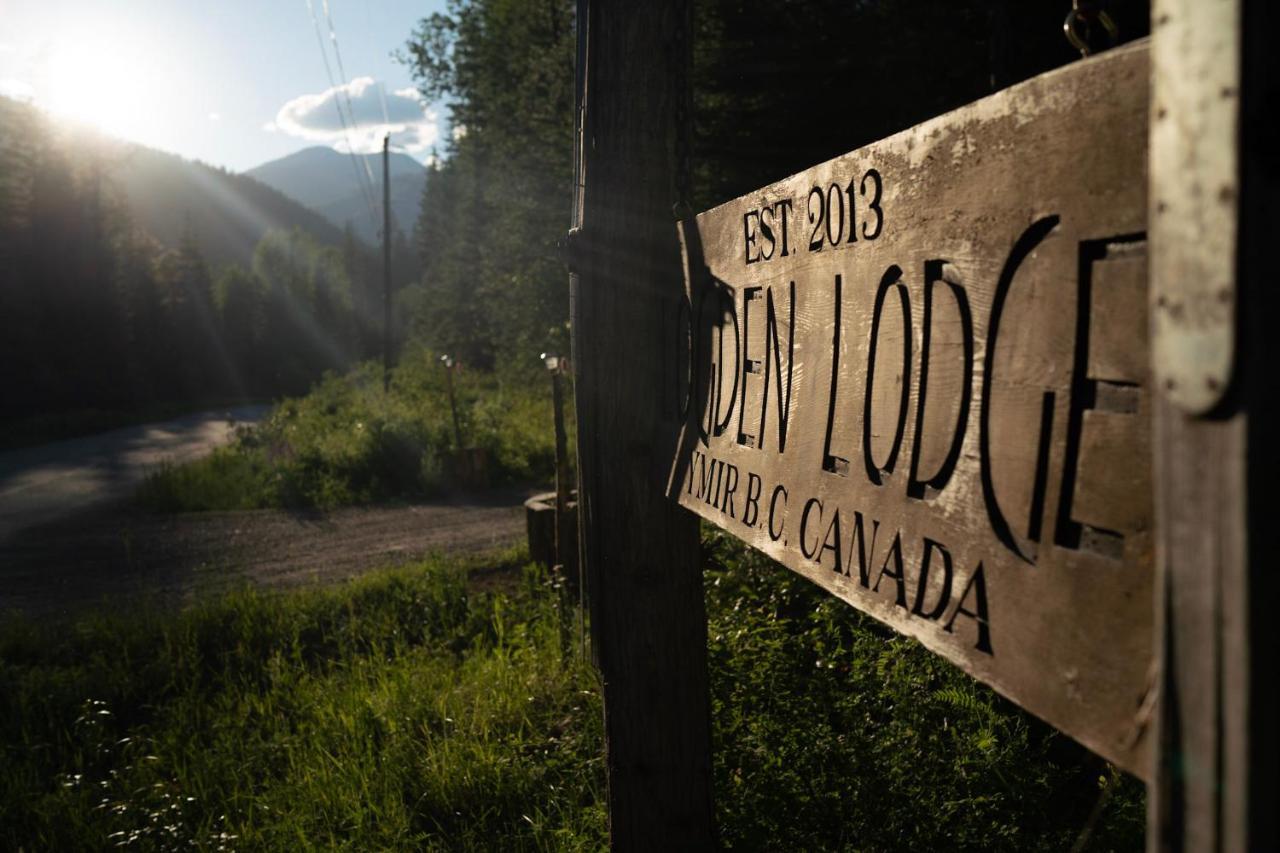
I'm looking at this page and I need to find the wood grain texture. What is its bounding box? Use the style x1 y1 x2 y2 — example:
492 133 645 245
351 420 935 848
572 0 716 848
1149 0 1280 848
667 42 1153 776
1150 409 1245 852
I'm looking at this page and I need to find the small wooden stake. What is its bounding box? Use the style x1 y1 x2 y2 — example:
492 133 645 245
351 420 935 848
550 363 577 589
441 356 463 451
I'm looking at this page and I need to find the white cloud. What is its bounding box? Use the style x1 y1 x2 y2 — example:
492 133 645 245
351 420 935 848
272 77 437 156
208 111 221 122
0 77 35 101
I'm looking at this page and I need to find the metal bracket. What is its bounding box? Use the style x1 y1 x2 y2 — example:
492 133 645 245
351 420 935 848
1150 0 1240 415
560 226 590 275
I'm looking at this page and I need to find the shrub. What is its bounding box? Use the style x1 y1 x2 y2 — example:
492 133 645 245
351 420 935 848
138 345 573 512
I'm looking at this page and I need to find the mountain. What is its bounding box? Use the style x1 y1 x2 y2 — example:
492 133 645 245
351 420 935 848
107 146 348 268
247 147 427 244
0 96 346 269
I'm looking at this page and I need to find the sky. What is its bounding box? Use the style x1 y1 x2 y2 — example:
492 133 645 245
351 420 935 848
0 0 449 172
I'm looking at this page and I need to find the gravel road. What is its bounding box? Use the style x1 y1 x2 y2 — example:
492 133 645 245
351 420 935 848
0 411 536 618
0 494 531 618
0 406 268 544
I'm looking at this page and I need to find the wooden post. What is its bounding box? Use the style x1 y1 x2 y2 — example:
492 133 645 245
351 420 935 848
441 356 463 451
1149 0 1278 848
550 362 577 589
569 0 716 848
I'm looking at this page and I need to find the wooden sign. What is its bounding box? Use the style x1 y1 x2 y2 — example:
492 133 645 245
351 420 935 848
667 42 1153 777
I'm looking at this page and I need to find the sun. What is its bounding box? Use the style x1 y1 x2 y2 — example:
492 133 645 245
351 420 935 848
40 31 164 145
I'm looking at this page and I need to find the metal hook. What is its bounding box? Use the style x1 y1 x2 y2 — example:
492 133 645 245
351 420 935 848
1064 7 1119 57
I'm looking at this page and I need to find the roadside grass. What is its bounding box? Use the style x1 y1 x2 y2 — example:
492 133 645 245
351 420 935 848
1 536 1143 851
0 549 605 851
136 345 569 513
135 447 274 512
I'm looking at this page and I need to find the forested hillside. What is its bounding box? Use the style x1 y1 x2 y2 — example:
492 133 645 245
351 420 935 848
0 97 350 269
111 144 347 269
0 97 392 422
401 0 576 371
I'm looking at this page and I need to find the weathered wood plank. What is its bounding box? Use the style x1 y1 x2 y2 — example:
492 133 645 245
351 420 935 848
1150 409 1245 851
572 0 716 848
667 42 1153 776
1149 0 1280 849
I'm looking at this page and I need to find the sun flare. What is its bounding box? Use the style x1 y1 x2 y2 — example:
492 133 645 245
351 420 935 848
39 31 164 145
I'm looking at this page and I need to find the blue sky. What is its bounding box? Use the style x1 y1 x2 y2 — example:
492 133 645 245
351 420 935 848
0 0 449 171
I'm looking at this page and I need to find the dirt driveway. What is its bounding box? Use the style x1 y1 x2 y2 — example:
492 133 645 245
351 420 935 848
0 491 533 618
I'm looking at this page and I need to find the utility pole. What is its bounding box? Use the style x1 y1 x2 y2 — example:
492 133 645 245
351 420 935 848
382 133 392 392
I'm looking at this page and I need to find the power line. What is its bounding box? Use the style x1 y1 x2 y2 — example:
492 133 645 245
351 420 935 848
321 0 382 215
309 0 379 230
376 81 392 127
303 0 380 234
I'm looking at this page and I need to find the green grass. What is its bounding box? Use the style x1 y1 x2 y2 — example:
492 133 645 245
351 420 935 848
136 345 572 512
702 528 1145 851
1 537 1144 851
0 550 605 850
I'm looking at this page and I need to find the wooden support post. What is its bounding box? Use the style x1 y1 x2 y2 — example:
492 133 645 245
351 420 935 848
569 0 716 848
1149 0 1279 848
442 357 463 451
550 365 577 589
